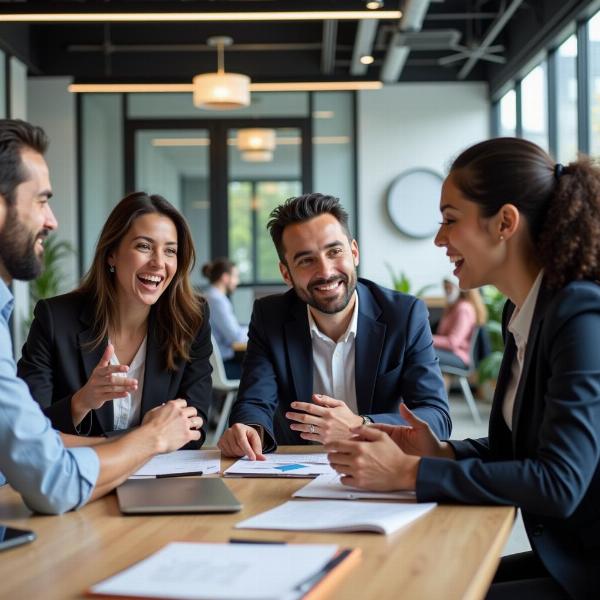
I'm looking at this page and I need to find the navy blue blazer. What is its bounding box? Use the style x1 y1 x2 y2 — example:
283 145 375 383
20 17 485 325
17 291 213 445
230 278 451 450
417 281 600 599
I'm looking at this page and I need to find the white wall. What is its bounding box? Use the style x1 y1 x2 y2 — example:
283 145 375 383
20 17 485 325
357 82 489 294
27 77 78 292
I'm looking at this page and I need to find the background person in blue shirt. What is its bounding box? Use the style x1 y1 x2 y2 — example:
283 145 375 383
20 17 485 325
0 119 202 515
202 257 247 379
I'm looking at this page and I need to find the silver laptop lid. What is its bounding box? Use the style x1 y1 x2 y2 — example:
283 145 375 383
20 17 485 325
117 478 242 514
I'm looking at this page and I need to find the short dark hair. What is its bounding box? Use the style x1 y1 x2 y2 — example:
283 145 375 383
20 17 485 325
267 193 351 262
202 257 236 283
0 119 48 206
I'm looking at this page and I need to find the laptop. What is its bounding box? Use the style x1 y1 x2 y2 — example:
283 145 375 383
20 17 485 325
117 477 242 514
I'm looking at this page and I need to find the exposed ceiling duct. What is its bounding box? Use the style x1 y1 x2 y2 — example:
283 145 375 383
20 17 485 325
381 0 432 83
350 19 379 76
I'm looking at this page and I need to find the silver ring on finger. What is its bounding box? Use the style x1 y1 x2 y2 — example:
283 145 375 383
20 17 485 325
309 424 316 434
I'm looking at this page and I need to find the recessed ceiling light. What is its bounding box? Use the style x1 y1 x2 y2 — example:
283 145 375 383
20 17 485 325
360 55 375 65
366 1 384 9
313 110 335 119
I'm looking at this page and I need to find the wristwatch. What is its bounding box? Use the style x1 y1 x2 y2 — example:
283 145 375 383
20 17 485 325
360 415 373 425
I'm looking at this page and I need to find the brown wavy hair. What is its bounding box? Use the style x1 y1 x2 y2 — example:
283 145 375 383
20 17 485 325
450 137 600 289
77 192 204 370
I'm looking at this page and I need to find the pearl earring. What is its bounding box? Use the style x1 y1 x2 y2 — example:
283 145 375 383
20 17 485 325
499 235 505 241
109 265 115 273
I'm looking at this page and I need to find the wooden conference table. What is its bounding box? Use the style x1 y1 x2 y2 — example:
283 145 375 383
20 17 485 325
0 447 515 600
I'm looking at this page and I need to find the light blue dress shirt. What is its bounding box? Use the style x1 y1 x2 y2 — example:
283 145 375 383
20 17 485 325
0 279 99 514
205 286 248 361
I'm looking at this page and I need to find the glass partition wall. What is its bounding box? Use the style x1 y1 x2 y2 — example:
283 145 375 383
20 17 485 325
80 92 356 288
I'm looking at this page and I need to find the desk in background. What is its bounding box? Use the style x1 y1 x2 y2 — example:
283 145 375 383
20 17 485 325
0 447 514 600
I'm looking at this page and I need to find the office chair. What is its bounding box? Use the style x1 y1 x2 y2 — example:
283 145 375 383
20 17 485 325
439 327 482 424
208 335 240 445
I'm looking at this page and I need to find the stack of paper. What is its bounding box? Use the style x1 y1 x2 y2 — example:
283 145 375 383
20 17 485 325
236 500 436 535
293 473 416 501
224 453 335 478
89 542 359 600
130 450 221 478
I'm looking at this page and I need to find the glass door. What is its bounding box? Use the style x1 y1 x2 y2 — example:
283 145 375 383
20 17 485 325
227 127 303 284
133 129 211 288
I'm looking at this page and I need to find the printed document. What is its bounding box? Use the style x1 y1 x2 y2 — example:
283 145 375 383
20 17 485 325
236 499 436 535
130 450 220 478
224 453 334 478
293 473 416 501
89 542 339 600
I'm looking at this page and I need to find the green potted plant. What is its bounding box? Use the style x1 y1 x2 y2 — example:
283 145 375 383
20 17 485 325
385 263 435 298
477 285 506 389
24 234 75 332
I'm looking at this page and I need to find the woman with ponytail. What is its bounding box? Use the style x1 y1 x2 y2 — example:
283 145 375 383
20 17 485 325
327 138 600 598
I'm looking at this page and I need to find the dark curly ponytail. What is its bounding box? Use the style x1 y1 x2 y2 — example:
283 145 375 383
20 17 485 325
450 137 600 289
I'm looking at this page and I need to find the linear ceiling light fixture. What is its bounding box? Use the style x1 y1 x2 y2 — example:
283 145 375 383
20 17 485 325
193 37 250 110
68 81 383 93
0 11 401 23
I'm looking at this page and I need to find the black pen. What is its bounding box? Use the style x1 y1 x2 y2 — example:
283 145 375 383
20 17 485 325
228 538 287 545
293 548 353 594
155 471 203 478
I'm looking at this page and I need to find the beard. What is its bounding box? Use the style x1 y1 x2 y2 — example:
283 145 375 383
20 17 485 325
0 207 47 281
292 270 357 315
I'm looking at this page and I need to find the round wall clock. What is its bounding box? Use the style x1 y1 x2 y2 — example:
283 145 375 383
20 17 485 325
386 168 444 239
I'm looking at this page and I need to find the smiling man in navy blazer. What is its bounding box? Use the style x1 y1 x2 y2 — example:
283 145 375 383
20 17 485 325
218 193 451 458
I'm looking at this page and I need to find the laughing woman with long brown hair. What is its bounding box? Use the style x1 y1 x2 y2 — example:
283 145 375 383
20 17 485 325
18 192 212 445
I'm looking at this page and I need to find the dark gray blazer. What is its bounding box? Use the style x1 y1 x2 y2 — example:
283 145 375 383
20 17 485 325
17 291 213 444
230 278 451 451
417 280 600 599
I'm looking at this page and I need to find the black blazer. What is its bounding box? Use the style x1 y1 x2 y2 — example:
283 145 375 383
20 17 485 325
230 278 451 450
417 280 600 599
17 291 213 444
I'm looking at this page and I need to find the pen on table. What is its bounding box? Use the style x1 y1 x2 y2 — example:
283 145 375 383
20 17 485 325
293 548 353 593
228 538 287 545
155 471 204 479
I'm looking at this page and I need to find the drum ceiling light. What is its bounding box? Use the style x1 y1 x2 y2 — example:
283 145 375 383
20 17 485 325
238 128 276 162
193 36 250 110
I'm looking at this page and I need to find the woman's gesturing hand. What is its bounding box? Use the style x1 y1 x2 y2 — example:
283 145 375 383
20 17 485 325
371 404 455 459
71 344 138 426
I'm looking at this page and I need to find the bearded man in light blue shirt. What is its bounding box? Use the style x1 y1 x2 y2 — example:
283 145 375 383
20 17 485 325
0 119 202 514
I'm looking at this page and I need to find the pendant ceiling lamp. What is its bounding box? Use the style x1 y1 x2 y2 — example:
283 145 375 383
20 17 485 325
238 128 276 162
193 36 250 110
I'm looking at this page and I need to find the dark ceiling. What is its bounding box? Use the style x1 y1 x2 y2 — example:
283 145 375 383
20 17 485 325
0 0 593 94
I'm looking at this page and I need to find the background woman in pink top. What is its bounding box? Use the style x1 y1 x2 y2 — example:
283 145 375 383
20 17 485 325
433 278 487 369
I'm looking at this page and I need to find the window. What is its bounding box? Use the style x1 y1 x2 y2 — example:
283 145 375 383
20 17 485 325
228 128 303 284
521 63 549 150
589 11 600 156
556 35 578 162
499 89 517 137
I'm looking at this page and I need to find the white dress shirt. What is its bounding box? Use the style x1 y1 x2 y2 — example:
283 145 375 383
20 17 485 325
502 271 544 430
111 336 147 430
308 292 359 414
